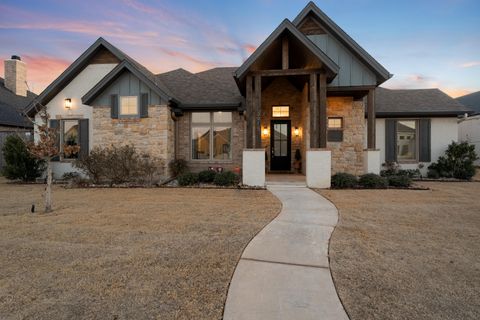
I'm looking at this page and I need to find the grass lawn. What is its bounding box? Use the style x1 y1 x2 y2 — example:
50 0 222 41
0 180 280 319
319 182 480 320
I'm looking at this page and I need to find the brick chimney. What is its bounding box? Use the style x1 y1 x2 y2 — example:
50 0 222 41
4 55 27 97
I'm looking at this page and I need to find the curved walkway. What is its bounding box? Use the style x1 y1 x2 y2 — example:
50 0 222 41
223 184 349 320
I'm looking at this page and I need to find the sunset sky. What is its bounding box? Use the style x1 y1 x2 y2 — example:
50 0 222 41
0 0 479 97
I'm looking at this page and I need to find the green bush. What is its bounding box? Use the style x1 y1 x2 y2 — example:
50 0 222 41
213 171 238 186
1 135 44 181
331 173 357 189
358 173 388 189
198 170 216 183
428 141 478 180
177 172 199 186
427 168 440 179
169 159 188 177
387 175 412 187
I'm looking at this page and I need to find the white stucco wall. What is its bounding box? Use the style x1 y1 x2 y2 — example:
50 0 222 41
369 117 459 175
459 115 480 165
35 63 117 178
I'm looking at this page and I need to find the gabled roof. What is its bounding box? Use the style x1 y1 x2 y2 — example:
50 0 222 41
293 1 391 84
82 60 176 105
234 19 339 81
0 77 35 128
375 87 472 117
25 37 175 115
456 91 480 115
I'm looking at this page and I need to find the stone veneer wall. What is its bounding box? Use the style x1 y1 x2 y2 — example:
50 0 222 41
176 111 245 172
92 105 174 177
261 77 308 173
327 97 365 175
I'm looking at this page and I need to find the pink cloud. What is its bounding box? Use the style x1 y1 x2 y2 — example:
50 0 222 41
460 61 480 68
21 55 71 93
244 44 257 55
441 88 473 98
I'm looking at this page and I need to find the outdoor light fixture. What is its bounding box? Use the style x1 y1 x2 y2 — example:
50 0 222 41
294 127 299 137
64 98 72 110
263 126 269 136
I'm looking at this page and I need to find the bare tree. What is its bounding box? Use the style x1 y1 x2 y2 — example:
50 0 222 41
25 103 60 213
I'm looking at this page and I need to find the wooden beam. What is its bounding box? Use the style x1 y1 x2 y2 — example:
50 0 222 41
319 72 327 148
246 75 253 148
251 68 322 77
254 75 262 148
282 37 289 70
367 88 376 149
309 72 318 148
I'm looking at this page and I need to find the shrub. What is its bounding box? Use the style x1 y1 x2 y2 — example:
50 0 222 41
381 161 421 178
198 170 216 183
169 159 188 177
358 173 388 189
1 135 44 181
428 141 478 180
427 168 440 179
74 147 107 183
177 172 198 186
137 154 164 186
331 173 357 189
387 175 412 187
213 171 238 186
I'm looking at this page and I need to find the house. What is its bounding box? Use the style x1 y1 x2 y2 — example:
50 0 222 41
457 91 480 165
0 56 36 170
25 2 470 187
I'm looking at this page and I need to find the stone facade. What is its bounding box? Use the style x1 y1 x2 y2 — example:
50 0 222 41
176 111 245 172
92 104 174 177
327 97 365 175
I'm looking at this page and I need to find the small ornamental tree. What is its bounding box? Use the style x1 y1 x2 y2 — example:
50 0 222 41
27 105 61 213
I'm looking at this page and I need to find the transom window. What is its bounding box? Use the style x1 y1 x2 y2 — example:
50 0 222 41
396 120 417 161
328 117 343 129
191 112 232 160
272 106 290 118
327 117 343 142
120 96 138 116
61 119 80 159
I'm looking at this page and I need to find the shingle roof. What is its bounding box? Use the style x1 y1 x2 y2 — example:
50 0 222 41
456 91 480 115
0 77 35 128
375 87 472 117
156 68 242 108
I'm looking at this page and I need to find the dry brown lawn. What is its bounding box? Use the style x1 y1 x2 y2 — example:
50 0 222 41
319 182 480 320
0 180 280 319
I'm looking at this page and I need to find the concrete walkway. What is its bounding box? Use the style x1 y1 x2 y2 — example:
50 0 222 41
223 184 349 320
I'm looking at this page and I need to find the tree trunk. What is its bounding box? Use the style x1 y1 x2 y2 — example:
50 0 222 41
45 159 53 213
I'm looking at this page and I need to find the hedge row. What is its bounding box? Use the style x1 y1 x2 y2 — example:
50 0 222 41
331 172 411 189
178 170 239 187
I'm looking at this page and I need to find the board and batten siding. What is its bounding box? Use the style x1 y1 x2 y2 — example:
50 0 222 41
308 34 376 87
91 71 163 106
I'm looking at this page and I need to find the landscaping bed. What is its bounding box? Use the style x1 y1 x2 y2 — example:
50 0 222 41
318 182 480 320
0 179 281 319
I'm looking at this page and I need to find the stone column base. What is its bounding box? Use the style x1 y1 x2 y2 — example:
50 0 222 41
363 149 381 174
242 149 265 187
306 149 331 188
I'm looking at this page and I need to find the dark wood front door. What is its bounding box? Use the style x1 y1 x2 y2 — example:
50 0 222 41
270 120 291 171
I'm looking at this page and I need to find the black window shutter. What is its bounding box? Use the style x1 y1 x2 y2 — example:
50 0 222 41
79 119 89 159
385 119 397 162
327 130 343 142
418 119 431 162
140 93 149 118
111 94 119 119
49 119 60 161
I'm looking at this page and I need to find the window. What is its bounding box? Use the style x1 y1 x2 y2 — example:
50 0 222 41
327 117 343 142
120 96 138 116
272 106 289 117
61 119 80 159
192 112 232 160
396 120 417 161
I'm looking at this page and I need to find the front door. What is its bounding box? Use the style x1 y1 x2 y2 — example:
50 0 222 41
270 120 291 171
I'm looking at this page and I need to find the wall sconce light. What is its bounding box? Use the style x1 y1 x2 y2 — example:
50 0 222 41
294 127 300 137
64 98 72 110
263 126 269 136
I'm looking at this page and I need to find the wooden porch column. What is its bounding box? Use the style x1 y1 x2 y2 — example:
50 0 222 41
282 37 289 70
246 75 254 148
309 72 318 148
367 88 376 149
319 72 327 148
254 75 262 148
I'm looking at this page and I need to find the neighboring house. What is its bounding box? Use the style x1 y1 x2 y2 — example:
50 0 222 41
457 91 480 165
25 2 470 186
0 56 36 170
